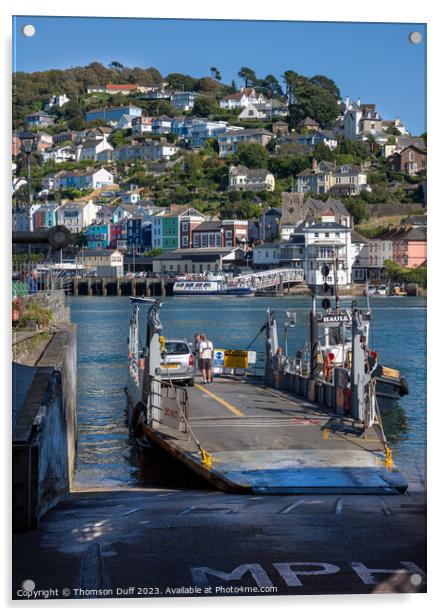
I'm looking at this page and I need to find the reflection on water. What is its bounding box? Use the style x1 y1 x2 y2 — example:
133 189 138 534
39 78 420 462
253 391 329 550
69 295 426 488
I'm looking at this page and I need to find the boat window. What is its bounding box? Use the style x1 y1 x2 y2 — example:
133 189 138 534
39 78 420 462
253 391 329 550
203 283 211 288
175 282 184 288
195 283 203 288
165 342 190 355
185 283 194 289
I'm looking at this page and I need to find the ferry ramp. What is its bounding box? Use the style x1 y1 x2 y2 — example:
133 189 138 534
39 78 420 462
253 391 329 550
142 376 407 495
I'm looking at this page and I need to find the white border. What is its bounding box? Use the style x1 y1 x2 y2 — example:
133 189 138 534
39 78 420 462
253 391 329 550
1 0 441 613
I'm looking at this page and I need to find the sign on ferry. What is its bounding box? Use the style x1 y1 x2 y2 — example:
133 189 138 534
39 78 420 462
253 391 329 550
320 315 349 323
223 349 249 369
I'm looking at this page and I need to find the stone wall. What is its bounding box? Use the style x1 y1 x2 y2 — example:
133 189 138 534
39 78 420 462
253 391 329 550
21 290 69 322
366 202 425 217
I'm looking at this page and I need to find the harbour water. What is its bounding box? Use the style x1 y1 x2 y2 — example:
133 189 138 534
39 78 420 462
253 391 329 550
70 295 426 490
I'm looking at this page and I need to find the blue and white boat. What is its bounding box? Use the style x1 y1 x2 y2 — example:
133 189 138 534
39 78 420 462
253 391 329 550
173 275 253 296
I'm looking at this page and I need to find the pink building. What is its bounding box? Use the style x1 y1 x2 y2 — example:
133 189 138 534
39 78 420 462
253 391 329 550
384 226 427 268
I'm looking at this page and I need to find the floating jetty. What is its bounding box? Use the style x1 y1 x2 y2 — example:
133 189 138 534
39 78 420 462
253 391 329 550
126 300 407 495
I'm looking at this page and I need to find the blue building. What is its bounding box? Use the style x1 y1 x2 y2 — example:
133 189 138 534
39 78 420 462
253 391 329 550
85 104 142 125
172 92 196 111
141 221 152 250
126 218 143 251
85 223 110 250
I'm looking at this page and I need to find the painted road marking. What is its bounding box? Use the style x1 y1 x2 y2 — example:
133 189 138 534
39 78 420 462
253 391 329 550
335 497 343 515
195 384 244 417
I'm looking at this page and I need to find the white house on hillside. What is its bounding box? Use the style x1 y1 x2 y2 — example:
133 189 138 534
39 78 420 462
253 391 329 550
228 165 275 192
76 137 114 162
57 200 101 233
220 87 266 110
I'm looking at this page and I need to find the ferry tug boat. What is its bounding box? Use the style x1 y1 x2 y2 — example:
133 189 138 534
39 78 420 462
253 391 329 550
290 300 408 414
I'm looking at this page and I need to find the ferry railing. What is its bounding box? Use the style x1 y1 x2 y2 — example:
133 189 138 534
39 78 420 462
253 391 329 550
12 260 74 296
149 377 189 435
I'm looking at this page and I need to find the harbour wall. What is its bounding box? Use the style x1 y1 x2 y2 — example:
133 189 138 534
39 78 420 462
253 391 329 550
12 322 77 533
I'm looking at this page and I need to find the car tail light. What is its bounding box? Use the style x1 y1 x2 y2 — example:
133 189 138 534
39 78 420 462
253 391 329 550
189 354 195 366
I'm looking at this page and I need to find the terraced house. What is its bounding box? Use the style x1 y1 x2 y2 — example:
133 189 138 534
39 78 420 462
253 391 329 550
155 207 205 250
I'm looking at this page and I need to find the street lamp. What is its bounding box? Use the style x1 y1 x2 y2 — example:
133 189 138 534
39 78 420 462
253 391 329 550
20 132 36 209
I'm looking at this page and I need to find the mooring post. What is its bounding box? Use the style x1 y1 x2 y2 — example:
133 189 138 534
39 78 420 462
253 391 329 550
87 279 92 296
117 278 122 296
160 278 166 297
131 279 136 297
73 277 78 296
145 279 150 297
102 278 107 296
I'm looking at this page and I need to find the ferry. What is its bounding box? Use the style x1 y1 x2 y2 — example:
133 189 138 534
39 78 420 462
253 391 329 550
124 297 408 494
173 274 253 296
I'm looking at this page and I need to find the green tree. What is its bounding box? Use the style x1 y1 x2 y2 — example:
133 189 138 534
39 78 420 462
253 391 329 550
312 142 335 161
109 61 124 71
309 75 340 99
192 96 217 117
385 124 401 136
289 84 338 128
210 66 221 81
237 67 257 88
342 196 369 224
258 74 283 98
166 72 196 91
234 142 268 168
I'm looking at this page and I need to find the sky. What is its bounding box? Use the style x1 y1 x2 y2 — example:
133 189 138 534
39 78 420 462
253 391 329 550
12 16 426 134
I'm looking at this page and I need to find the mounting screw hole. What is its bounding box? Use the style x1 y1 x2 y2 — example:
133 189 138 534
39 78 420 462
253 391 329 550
409 31 422 44
22 24 36 37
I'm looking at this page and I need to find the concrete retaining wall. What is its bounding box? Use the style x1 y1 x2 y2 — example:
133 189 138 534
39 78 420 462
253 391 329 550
12 323 77 532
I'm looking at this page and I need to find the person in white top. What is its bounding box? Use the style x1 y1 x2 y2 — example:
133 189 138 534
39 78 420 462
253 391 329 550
199 334 214 384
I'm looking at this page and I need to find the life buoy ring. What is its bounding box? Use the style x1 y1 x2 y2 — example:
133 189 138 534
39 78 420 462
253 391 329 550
129 401 147 439
323 352 335 381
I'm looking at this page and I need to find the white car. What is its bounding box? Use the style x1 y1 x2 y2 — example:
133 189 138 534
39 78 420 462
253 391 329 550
160 340 195 386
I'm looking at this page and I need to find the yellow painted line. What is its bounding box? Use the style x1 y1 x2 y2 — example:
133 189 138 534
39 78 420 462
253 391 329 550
195 384 244 417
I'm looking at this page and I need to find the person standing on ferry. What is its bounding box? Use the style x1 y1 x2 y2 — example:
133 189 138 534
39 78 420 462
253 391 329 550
199 334 214 385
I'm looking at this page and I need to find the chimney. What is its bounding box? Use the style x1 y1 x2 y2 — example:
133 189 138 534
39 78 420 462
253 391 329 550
345 96 350 107
357 97 361 107
311 158 317 170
